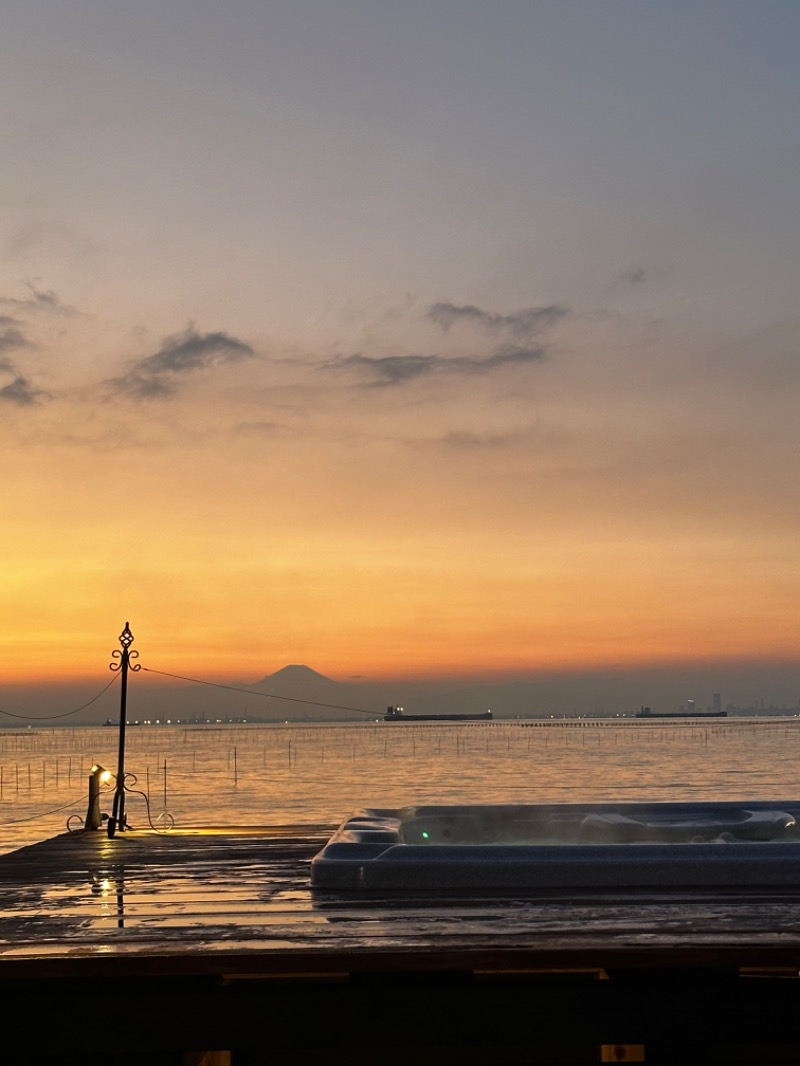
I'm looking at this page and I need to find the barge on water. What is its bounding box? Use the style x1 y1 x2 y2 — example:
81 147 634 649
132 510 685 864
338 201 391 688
383 704 493 722
635 705 728 719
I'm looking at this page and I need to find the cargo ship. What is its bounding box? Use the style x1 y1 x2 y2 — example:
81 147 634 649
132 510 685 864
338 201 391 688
635 706 727 719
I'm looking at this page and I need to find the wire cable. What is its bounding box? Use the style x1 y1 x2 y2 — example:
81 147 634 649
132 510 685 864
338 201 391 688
0 672 120 721
0 791 91 826
141 666 379 715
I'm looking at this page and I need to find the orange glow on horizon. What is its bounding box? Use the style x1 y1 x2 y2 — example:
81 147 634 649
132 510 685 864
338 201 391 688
2 504 800 687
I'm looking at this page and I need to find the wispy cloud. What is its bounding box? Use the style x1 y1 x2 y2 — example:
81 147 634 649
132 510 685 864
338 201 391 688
334 353 439 387
108 326 256 398
0 317 33 353
427 302 567 336
330 344 547 387
618 265 648 287
235 420 280 437
326 300 562 388
0 360 48 406
439 428 523 449
605 264 672 295
484 344 547 368
0 282 77 317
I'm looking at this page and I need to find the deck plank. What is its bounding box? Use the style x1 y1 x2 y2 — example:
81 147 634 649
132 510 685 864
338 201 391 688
1 824 800 974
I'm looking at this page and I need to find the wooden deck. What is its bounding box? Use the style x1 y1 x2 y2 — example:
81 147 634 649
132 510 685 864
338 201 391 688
3 825 800 1063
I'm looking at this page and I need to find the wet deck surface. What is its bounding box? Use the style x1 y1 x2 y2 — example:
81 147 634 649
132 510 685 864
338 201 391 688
3 824 800 977
5 826 800 1060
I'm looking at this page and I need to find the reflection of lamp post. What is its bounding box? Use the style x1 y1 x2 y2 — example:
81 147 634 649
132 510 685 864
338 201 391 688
108 622 140 838
85 764 111 830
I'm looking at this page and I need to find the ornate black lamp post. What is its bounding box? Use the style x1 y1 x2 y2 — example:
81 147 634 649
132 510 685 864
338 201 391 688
108 621 140 838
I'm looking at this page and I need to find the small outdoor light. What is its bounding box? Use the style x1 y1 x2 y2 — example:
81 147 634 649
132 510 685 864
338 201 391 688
85 763 112 831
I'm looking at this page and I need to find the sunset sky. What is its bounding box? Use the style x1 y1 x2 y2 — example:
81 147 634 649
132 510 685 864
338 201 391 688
2 2 800 702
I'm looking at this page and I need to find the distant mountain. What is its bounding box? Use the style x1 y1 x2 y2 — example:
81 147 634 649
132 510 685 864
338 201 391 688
256 665 336 687
232 664 363 721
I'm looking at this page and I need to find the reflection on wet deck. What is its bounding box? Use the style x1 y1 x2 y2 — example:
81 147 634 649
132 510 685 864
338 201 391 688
3 822 800 961
3 824 800 1062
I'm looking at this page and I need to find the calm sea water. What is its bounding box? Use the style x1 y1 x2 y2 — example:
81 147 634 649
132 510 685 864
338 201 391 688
1 717 799 856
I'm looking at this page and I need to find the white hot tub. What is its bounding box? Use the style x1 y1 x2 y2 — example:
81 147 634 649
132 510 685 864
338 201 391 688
310 800 800 890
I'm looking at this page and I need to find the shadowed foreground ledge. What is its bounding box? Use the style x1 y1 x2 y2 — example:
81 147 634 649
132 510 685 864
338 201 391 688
2 825 800 1063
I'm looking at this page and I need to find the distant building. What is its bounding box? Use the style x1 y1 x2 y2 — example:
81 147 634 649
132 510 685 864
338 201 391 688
712 693 721 713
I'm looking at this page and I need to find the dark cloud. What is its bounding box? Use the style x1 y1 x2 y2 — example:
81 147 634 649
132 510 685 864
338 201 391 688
618 265 648 286
0 320 32 353
331 344 546 388
109 326 255 399
0 360 48 406
608 264 671 293
428 302 567 336
327 301 560 389
485 344 546 368
0 283 76 316
336 353 439 387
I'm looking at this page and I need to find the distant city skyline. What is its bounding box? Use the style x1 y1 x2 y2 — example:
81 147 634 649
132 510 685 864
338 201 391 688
2 3 800 695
